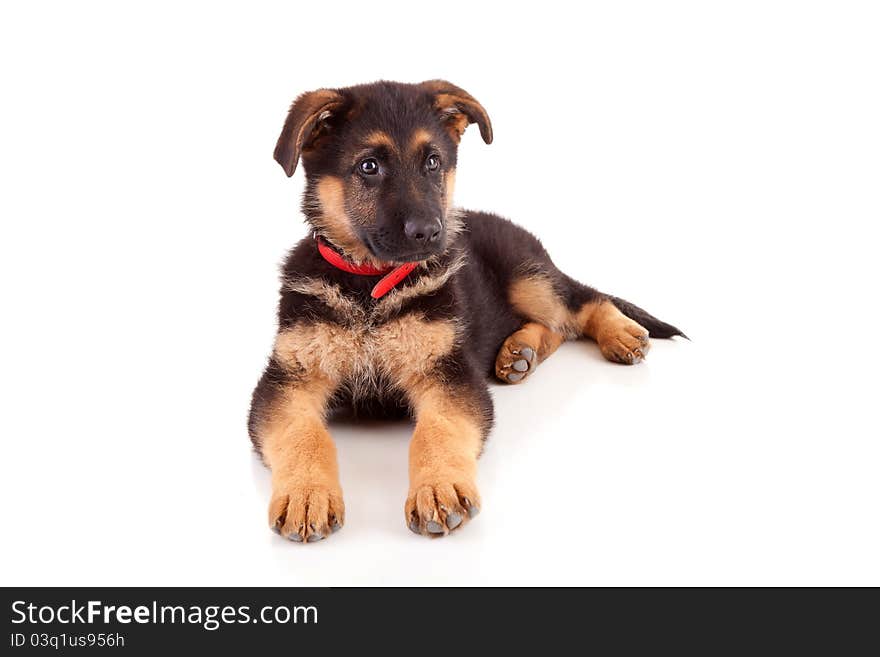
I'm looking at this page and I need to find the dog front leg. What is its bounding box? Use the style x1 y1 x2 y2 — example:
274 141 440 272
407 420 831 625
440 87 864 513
405 380 492 537
251 372 343 543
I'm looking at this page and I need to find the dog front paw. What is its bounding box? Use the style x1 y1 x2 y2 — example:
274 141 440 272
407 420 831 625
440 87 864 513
269 478 344 543
405 479 481 537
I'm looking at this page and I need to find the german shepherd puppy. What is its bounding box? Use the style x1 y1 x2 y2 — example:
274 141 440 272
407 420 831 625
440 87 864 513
249 80 684 542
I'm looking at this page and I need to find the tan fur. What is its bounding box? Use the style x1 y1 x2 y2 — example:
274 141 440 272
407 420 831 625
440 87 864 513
375 314 458 390
259 377 345 542
307 176 381 266
405 384 483 536
434 100 471 142
494 321 565 384
523 321 567 360
447 112 471 141
444 206 466 243
507 273 651 366
508 274 577 336
578 299 650 364
363 130 397 152
420 79 493 145
408 128 433 152
273 314 458 399
444 169 456 214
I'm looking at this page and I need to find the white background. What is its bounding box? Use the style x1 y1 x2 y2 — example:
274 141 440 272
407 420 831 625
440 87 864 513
2 1 878 586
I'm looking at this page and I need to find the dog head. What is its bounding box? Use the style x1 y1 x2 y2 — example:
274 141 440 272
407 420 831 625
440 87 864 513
274 80 492 264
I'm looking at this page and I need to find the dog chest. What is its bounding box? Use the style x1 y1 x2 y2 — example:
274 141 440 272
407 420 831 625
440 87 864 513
273 314 458 390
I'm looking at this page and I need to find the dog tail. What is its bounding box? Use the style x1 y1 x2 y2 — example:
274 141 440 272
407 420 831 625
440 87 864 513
610 296 688 340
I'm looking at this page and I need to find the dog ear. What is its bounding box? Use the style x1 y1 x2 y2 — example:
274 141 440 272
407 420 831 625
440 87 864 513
274 89 345 177
419 80 493 145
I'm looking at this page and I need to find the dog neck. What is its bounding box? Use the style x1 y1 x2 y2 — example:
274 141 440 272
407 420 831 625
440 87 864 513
316 238 419 299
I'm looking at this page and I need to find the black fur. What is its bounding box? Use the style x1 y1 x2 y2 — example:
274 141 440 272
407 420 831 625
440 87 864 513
610 296 687 340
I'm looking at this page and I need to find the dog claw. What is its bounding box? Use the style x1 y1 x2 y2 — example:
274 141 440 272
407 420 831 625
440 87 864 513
446 512 462 530
463 498 480 518
288 533 303 542
512 359 529 372
302 524 325 542
507 372 524 382
409 519 421 534
426 520 445 534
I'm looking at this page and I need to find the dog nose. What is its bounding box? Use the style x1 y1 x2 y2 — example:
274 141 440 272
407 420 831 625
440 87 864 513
403 217 442 246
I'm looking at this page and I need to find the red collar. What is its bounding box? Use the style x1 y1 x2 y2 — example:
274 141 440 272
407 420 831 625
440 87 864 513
316 238 419 299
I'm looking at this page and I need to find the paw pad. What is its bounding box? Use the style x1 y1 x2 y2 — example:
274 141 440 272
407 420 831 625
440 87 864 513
496 342 539 384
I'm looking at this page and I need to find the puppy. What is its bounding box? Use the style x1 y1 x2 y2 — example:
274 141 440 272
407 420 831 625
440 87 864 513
249 80 685 542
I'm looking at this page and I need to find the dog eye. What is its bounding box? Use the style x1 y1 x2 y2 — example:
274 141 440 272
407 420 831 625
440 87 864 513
359 158 379 175
425 154 441 171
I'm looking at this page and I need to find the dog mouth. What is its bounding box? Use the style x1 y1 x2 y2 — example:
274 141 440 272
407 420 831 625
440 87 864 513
364 236 446 264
